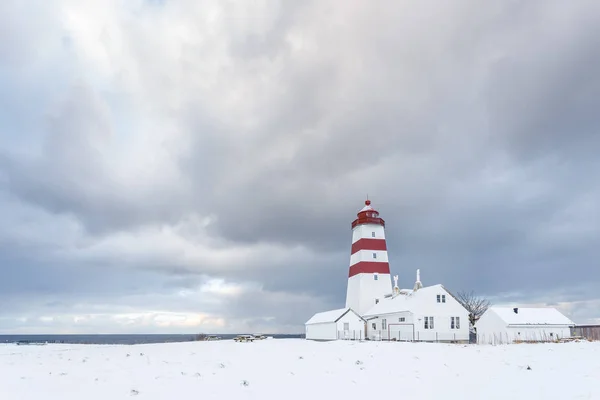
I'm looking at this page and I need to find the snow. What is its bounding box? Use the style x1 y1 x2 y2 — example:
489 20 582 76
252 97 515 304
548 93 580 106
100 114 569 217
362 284 444 316
305 308 350 324
489 307 575 326
2 339 599 399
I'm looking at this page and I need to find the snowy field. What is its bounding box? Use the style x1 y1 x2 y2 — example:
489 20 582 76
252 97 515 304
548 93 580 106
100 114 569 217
1 339 599 399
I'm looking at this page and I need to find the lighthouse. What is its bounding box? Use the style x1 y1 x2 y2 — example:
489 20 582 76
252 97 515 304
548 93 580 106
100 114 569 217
345 199 393 315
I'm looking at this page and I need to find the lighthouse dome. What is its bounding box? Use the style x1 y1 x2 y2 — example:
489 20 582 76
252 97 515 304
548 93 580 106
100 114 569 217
352 199 385 229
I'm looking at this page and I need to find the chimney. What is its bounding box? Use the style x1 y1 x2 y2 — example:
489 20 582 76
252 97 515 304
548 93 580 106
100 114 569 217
413 269 423 291
513 307 518 314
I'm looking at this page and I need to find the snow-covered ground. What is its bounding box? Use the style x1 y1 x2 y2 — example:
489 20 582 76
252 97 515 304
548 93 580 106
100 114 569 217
1 339 598 399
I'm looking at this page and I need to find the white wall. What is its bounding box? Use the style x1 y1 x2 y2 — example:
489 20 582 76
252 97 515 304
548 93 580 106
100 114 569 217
411 287 469 342
346 272 393 316
349 250 389 265
507 326 571 342
475 309 508 344
335 311 366 340
352 224 386 243
306 323 337 341
367 311 414 341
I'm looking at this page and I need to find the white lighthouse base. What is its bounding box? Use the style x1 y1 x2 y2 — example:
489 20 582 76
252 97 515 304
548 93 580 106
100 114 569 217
345 273 393 316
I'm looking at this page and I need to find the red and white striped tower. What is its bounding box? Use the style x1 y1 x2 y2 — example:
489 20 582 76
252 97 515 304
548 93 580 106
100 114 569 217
345 199 392 315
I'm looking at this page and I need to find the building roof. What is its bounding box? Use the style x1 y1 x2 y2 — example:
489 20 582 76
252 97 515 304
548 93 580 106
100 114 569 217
362 284 445 316
488 307 575 326
305 308 362 325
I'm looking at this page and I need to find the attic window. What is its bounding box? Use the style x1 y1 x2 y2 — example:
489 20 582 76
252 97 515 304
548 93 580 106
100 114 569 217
437 294 446 303
399 317 405 322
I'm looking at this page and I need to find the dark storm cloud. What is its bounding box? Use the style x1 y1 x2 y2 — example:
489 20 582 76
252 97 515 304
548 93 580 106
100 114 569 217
1 0 600 331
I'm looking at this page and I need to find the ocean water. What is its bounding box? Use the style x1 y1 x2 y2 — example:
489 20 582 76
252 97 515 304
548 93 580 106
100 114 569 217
0 334 304 345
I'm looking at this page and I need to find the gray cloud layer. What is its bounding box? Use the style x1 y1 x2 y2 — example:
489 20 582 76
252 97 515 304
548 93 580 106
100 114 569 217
1 0 599 333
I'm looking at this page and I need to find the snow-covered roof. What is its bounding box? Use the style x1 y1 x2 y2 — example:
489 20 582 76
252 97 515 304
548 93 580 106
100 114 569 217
305 308 361 325
362 284 444 316
488 307 575 326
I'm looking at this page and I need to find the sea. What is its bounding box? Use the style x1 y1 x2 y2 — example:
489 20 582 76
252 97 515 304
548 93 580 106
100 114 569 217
0 334 304 345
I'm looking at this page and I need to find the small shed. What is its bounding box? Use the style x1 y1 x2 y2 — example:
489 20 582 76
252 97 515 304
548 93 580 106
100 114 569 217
571 325 600 341
476 306 575 344
305 308 365 341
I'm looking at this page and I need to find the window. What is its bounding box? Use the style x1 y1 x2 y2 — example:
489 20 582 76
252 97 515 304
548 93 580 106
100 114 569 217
343 322 349 331
372 323 376 330
442 295 446 303
374 274 378 281
437 295 440 303
424 316 434 329
437 294 446 303
375 299 379 304
399 317 405 322
371 231 376 237
451 317 461 329
372 252 377 259
382 319 387 329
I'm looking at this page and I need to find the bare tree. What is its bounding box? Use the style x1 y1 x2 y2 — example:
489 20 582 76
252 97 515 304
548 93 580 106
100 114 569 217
456 290 491 326
194 333 207 341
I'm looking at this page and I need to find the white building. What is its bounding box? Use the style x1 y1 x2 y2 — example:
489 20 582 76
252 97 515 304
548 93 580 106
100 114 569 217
305 308 366 341
305 199 470 343
362 278 470 343
475 306 575 344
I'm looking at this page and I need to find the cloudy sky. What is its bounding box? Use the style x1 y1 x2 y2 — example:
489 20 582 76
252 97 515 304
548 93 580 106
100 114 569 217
1 0 599 334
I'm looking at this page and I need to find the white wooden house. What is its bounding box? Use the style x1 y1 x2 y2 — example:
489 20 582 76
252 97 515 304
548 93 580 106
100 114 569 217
475 306 575 344
362 283 470 343
305 308 365 341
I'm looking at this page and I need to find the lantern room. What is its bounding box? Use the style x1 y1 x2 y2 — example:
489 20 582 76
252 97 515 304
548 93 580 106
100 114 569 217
351 199 385 229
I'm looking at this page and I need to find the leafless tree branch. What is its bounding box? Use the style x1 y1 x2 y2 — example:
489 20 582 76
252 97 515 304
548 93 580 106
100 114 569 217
456 290 491 326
